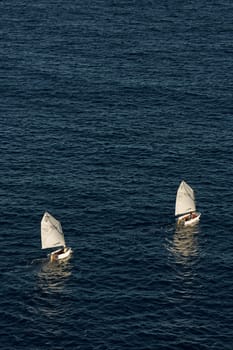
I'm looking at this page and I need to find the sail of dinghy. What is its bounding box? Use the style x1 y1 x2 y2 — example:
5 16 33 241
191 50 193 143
41 212 65 249
175 180 196 217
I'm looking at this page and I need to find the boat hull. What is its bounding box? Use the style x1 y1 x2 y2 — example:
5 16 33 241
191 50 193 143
177 212 201 227
49 247 72 262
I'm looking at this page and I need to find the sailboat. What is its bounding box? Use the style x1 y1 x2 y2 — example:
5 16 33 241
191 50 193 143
41 212 72 262
175 180 201 226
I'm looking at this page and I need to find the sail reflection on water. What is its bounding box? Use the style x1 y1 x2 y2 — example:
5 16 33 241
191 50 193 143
37 259 72 294
168 225 200 265
165 225 201 300
35 260 73 319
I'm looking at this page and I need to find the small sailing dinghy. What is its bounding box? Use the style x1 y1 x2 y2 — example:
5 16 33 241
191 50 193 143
41 212 72 262
175 180 201 227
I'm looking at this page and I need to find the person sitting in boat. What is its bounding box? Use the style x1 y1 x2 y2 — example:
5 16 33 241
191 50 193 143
190 212 197 219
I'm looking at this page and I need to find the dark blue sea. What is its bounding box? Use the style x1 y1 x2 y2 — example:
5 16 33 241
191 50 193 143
1 1 233 349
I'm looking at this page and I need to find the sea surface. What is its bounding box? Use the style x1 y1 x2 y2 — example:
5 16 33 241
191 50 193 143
1 1 233 349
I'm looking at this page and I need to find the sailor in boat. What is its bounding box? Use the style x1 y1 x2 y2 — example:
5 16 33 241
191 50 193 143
178 212 200 224
185 212 197 221
50 247 70 262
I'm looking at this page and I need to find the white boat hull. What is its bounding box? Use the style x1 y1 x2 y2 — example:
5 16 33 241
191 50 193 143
49 247 72 262
177 212 201 227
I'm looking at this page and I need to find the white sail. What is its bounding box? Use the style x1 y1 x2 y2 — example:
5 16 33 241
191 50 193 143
41 212 65 249
175 181 196 216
